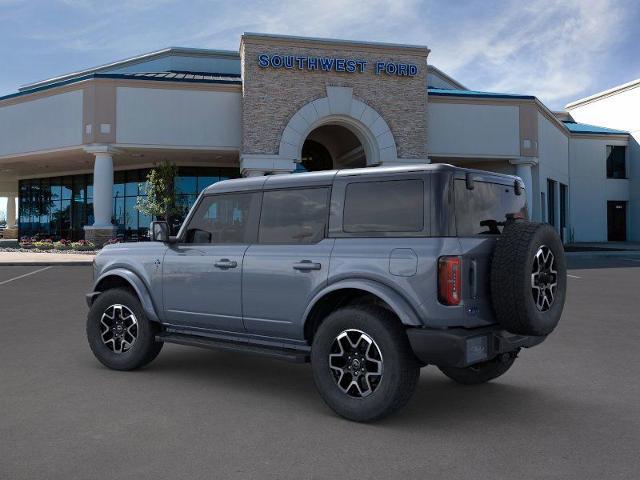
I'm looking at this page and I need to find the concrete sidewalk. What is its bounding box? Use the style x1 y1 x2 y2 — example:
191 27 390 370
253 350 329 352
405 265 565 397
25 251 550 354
0 251 95 266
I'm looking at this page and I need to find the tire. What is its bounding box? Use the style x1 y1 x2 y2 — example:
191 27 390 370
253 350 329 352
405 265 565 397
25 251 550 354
491 221 567 336
87 288 163 371
439 352 517 385
311 306 420 422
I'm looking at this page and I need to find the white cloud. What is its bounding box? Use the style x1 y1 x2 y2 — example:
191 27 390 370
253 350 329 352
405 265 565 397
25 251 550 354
3 0 634 109
426 0 628 107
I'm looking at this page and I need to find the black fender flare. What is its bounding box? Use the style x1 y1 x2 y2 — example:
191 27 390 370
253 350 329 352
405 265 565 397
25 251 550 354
91 268 160 322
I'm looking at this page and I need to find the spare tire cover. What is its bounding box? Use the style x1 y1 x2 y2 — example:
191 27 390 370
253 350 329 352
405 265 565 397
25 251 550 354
490 221 567 336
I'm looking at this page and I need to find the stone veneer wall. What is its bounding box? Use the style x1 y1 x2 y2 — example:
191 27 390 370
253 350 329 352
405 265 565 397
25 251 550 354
240 36 429 160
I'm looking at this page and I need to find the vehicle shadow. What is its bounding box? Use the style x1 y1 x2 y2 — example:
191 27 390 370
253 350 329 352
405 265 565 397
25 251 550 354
138 345 579 430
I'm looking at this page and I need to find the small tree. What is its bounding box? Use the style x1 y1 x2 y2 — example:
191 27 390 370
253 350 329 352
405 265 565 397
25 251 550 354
136 161 180 231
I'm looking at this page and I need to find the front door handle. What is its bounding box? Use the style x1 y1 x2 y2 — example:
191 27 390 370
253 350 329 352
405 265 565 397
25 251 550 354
214 258 238 269
293 260 321 271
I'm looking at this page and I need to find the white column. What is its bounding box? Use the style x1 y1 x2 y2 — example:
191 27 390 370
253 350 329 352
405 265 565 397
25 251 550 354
6 195 16 228
510 158 538 220
92 152 115 227
243 169 266 178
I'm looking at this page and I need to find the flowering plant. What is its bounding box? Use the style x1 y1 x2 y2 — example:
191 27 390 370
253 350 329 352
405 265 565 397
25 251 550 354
71 240 96 251
33 239 54 250
54 239 73 250
19 236 34 249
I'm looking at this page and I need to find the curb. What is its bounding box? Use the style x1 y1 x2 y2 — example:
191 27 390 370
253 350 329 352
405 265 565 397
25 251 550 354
0 261 93 266
566 250 640 257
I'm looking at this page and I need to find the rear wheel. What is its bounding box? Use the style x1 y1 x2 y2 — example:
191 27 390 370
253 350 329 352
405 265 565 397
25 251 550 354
87 288 163 371
311 306 420 422
438 352 517 385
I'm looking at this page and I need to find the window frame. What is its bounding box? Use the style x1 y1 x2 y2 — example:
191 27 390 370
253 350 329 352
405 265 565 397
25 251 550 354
177 191 261 245
257 186 331 245
606 145 627 179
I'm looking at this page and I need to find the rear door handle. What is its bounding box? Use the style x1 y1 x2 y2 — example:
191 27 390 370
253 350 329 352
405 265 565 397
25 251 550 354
293 260 321 271
214 259 238 269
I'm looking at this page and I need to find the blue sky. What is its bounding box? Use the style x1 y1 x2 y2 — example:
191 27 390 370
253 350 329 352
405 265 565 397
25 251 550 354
1 0 639 217
1 0 639 108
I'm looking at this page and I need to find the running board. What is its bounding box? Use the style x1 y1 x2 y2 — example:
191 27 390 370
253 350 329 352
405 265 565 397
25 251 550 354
156 332 310 363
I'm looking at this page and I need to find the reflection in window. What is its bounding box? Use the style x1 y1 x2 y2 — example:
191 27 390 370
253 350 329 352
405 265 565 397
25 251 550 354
259 188 330 244
17 167 239 241
606 146 626 179
455 180 527 236
185 193 257 244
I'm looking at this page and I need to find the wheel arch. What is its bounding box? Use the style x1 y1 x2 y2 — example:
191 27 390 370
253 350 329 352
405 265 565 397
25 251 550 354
92 269 160 322
303 279 422 342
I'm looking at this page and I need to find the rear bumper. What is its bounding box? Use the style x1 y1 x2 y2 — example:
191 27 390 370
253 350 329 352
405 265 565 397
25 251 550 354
406 325 546 368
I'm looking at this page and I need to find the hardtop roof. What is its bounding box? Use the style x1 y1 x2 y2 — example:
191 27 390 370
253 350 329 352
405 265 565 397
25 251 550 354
203 164 522 194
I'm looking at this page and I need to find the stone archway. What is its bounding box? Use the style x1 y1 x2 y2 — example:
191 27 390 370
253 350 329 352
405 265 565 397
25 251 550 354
278 86 398 169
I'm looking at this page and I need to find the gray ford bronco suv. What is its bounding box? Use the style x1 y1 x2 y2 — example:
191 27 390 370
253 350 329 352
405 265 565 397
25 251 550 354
87 164 566 422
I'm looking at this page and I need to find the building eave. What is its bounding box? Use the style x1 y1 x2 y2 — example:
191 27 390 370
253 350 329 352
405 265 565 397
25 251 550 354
1 73 242 105
565 78 640 109
19 47 241 93
427 65 467 90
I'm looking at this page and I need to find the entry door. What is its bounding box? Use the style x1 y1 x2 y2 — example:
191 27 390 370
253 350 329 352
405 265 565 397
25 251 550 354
242 187 332 340
162 192 260 332
607 201 627 241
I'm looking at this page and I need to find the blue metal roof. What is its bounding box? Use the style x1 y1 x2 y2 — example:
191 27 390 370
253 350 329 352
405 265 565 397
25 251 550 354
562 121 628 135
0 71 242 103
428 87 535 100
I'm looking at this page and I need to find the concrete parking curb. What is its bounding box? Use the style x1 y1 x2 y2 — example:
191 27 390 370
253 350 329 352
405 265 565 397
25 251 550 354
0 261 93 266
566 250 640 257
0 252 95 266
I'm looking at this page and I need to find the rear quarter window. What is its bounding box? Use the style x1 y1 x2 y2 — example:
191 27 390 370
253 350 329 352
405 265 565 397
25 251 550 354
343 179 424 233
455 179 527 235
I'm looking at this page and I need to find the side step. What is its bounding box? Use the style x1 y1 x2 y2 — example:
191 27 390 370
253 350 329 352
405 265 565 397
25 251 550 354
156 332 310 363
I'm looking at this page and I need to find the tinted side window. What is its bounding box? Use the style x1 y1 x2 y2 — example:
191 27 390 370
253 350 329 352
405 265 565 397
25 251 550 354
343 180 424 233
259 188 330 244
184 192 258 244
455 180 527 235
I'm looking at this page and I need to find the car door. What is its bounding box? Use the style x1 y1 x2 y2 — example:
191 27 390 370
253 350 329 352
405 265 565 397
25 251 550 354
162 191 260 332
242 187 333 340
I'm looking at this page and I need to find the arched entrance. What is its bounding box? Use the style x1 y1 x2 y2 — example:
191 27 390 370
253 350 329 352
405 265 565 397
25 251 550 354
300 124 366 171
276 86 399 174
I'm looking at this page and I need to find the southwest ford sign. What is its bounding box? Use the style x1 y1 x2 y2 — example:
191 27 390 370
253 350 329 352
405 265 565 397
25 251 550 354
257 54 418 77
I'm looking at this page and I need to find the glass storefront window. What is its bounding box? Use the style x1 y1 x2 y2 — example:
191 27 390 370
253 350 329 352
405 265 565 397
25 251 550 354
18 167 239 240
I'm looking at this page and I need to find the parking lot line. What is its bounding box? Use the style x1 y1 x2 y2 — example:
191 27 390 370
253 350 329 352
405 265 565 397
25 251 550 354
0 266 52 286
567 274 581 278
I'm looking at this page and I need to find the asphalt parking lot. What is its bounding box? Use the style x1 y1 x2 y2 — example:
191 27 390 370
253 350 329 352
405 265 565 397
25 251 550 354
1 256 639 479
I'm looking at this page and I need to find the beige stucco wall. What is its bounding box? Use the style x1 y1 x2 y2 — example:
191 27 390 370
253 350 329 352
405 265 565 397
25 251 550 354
240 35 429 160
427 101 520 157
0 90 83 157
116 86 242 148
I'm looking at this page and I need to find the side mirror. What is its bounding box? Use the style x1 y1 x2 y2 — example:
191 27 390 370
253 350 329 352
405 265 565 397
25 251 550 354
150 221 170 242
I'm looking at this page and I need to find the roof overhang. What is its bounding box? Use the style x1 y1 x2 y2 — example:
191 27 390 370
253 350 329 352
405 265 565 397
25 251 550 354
565 78 640 109
19 47 240 93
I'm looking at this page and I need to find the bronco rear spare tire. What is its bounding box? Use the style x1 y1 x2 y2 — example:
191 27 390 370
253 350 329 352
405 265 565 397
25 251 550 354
491 221 566 336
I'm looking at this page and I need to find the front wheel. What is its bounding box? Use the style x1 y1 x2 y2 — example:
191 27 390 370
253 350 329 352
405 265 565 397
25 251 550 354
438 352 517 385
311 306 420 422
87 288 163 371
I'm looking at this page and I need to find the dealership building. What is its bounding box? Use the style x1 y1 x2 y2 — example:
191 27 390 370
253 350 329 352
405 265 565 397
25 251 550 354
0 33 637 244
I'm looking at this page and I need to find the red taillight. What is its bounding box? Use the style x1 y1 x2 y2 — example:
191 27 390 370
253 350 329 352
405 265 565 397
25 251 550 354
438 256 461 306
